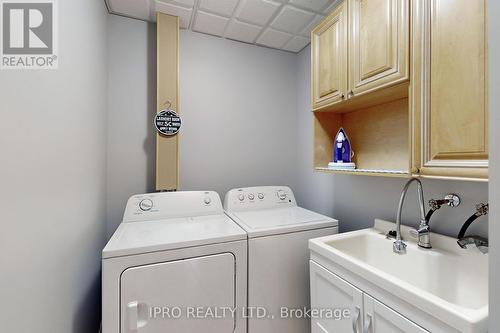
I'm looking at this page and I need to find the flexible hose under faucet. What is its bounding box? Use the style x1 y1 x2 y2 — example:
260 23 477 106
457 203 489 239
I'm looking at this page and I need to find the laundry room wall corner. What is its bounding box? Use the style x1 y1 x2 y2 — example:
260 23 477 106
0 0 109 332
106 15 157 237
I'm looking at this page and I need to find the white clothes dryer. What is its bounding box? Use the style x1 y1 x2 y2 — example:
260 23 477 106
102 191 247 333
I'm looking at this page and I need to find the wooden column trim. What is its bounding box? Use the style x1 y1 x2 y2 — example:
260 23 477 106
156 13 180 191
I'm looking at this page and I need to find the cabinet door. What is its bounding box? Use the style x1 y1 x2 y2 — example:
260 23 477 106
310 261 363 333
413 0 488 180
363 294 429 333
348 0 409 96
311 2 348 110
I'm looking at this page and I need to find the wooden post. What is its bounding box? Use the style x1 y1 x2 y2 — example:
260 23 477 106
156 13 179 191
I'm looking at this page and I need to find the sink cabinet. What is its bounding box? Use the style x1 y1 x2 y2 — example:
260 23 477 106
310 260 363 332
310 261 429 333
309 220 488 332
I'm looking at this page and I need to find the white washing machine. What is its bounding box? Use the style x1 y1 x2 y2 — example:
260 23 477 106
224 186 338 333
102 191 247 333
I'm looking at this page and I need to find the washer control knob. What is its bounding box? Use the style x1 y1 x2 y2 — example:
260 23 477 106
139 199 153 211
277 190 287 201
248 194 255 200
204 197 211 205
238 194 245 201
258 193 265 200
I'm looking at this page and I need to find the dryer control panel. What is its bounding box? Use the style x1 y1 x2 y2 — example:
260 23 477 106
123 191 224 223
224 186 297 212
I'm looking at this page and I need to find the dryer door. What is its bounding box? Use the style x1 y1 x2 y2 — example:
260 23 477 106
120 253 236 333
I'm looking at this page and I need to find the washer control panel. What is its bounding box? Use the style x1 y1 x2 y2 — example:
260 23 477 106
224 186 296 212
139 198 154 211
123 191 223 223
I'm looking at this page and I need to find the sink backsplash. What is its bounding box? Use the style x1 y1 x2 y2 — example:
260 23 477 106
295 176 488 239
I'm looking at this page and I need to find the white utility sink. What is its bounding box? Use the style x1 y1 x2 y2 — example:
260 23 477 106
309 219 488 333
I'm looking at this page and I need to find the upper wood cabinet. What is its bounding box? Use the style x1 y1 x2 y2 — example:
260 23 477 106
312 0 488 181
348 0 409 97
412 0 488 180
312 0 409 111
311 2 348 110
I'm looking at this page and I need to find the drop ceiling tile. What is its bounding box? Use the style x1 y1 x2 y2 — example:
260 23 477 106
199 0 239 17
237 0 282 26
256 28 292 49
155 1 193 28
108 0 320 52
300 14 324 37
156 0 195 8
193 11 230 36
271 5 315 34
322 0 342 14
289 0 332 12
225 20 262 43
108 0 151 20
283 35 310 52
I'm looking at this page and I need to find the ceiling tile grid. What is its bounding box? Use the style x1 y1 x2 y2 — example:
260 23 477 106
106 0 341 53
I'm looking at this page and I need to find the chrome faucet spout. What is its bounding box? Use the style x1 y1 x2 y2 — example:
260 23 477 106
393 178 427 254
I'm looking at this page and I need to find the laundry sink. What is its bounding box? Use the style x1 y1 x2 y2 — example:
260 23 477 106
309 219 488 333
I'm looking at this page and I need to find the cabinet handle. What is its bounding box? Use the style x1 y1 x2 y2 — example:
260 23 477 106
363 313 372 333
348 90 354 98
351 306 360 333
341 93 345 99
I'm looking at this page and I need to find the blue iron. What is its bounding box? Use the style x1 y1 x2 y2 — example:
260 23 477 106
328 127 355 170
334 127 352 163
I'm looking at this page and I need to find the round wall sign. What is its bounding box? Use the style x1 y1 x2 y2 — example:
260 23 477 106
155 109 181 136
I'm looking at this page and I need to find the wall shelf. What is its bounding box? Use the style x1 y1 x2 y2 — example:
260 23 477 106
315 167 409 178
313 98 411 176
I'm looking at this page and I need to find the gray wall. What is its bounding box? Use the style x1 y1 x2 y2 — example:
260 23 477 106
106 19 299 235
0 1 108 332
295 46 489 238
106 16 157 236
178 31 298 196
488 0 500 330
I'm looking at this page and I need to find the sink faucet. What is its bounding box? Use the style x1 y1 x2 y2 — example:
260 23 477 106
393 178 428 254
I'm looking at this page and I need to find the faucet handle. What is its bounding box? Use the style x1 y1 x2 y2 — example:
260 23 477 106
408 224 432 249
475 203 489 216
408 228 418 239
409 224 430 237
